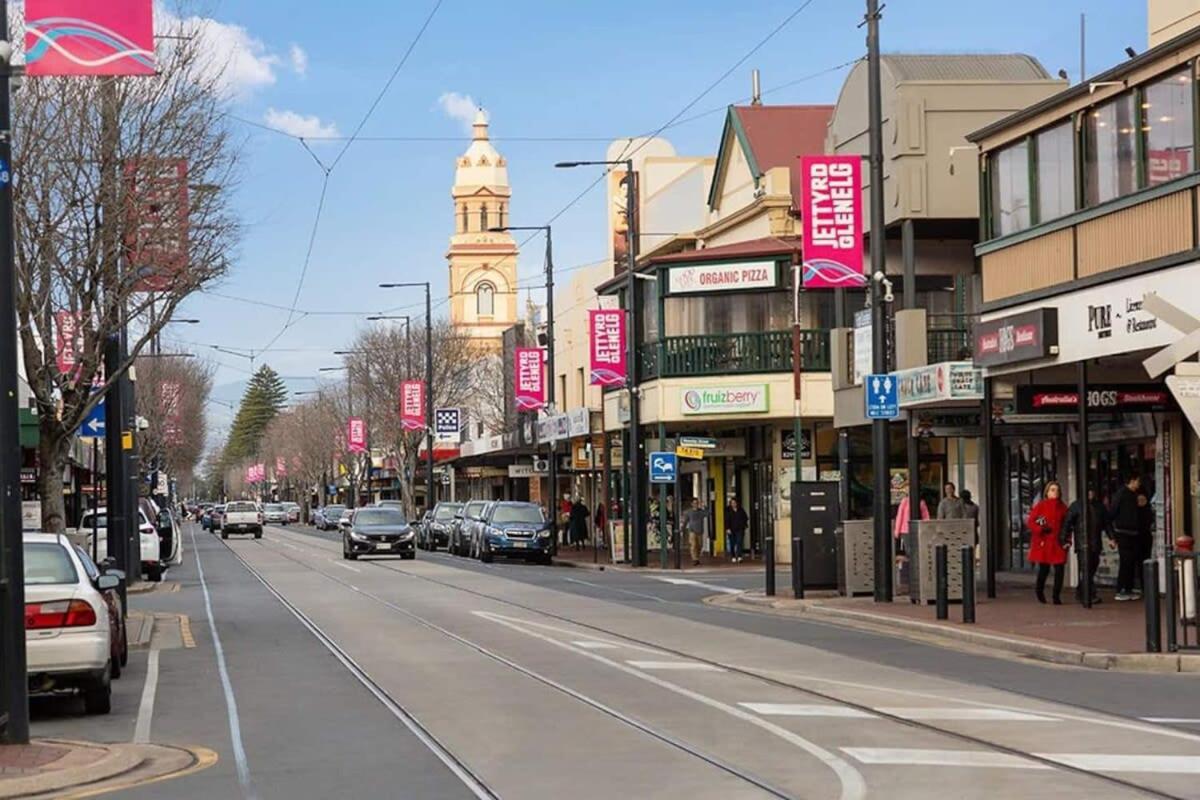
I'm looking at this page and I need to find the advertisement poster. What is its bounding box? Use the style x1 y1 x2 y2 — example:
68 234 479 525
25 0 156 76
799 155 865 289
589 309 626 386
347 417 366 453
514 347 545 411
55 310 81 377
400 380 425 432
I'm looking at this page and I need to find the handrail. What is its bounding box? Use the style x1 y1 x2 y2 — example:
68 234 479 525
638 330 830 378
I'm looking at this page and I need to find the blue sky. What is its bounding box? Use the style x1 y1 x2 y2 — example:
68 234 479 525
167 0 1145 435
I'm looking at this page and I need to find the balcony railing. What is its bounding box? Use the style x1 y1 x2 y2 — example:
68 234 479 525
638 330 830 379
927 328 972 363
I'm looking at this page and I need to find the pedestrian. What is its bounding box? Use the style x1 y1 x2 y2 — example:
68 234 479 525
594 501 606 548
1136 491 1154 593
725 497 749 563
960 489 979 524
893 492 930 554
1066 487 1109 605
683 498 707 567
1026 480 1069 605
937 482 965 519
568 497 590 551
1108 475 1143 601
559 494 573 547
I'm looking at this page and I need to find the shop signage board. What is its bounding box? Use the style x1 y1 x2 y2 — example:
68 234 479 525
974 308 1059 368
798 155 866 289
680 384 769 416
895 362 983 406
25 0 156 76
567 407 591 438
781 429 812 460
666 260 778 294
514 347 546 411
865 374 899 419
675 446 705 460
508 463 537 478
537 413 571 443
400 380 425 431
1014 384 1175 414
589 309 627 386
911 409 982 438
1166 373 1200 436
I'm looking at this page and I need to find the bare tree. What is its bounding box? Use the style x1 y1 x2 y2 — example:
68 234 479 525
134 356 213 483
13 11 241 529
260 395 338 520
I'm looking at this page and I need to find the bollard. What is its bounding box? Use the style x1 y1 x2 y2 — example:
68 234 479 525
765 523 776 598
961 545 975 624
791 532 804 600
1144 559 1161 653
935 544 949 620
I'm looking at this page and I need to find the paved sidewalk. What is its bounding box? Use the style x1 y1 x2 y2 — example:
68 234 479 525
553 546 766 573
0 739 208 799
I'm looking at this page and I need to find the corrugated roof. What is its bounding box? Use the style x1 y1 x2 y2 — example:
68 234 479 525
732 105 834 173
882 54 1052 83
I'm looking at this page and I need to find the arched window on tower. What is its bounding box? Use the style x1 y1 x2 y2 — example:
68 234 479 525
480 203 489 232
476 282 496 317
499 203 507 228
459 203 467 233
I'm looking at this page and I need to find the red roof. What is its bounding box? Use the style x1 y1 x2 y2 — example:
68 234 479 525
652 236 803 264
732 105 833 173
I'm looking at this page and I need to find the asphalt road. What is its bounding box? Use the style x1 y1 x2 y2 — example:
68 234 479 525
30 521 1200 800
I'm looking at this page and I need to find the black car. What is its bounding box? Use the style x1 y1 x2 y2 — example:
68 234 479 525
342 507 415 560
473 502 553 564
419 502 463 551
450 500 489 557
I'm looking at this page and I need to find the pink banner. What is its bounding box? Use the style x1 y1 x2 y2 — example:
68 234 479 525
276 457 287 477
400 380 425 432
799 155 865 289
55 311 81 377
25 0 156 76
347 417 366 453
588 309 626 386
160 381 183 445
514 347 545 411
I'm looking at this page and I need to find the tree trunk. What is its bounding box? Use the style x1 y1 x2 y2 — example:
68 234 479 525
36 419 70 532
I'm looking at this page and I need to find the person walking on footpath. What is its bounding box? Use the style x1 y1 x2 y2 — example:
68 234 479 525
568 497 590 551
1066 487 1109 605
683 498 707 567
1026 480 1069 605
937 482 965 519
725 497 749 563
1109 475 1143 601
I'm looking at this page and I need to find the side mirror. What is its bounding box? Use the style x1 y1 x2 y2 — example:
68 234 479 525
97 574 120 591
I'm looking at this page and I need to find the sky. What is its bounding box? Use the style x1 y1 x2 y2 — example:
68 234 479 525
155 0 1148 441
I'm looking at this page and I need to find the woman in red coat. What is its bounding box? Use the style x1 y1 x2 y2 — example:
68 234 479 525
1027 481 1069 604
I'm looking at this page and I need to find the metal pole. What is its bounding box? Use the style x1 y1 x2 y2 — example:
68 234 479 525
1144 560 1161 653
624 159 645 567
867 0 893 602
787 261 802 600
425 284 435 512
346 370 355 509
935 543 949 620
673 470 682 570
961 545 976 623
91 438 99 563
545 228 559 556
658 423 667 569
982 375 997 598
0 0 26 740
364 359 371 506
1077 361 1092 608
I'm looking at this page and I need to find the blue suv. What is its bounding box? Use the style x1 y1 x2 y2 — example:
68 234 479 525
472 502 553 565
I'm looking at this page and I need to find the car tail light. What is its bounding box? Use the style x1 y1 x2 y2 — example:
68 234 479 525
25 600 98 629
258 513 264 524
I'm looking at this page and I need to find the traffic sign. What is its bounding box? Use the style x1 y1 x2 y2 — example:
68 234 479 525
78 399 106 438
675 445 705 460
865 373 899 419
435 407 460 441
678 435 717 450
648 451 677 483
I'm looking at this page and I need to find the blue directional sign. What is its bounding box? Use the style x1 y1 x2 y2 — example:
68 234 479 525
79 399 106 438
865 373 899 419
648 451 677 484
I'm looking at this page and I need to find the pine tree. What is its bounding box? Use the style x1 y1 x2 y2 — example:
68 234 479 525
222 365 288 465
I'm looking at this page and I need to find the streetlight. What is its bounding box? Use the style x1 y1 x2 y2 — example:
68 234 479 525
335 349 374 505
378 282 435 512
319 365 357 508
556 159 644 566
491 223 559 545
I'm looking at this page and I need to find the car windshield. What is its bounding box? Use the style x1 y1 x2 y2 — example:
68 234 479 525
491 506 545 525
24 543 77 585
265 505 284 512
354 509 406 526
227 502 257 513
326 507 345 517
465 502 486 517
435 504 463 520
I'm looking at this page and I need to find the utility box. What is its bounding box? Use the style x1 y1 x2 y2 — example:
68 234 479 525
911 520 975 604
791 482 840 589
837 519 875 596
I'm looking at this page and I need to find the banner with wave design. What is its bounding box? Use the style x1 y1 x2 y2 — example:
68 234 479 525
26 1 155 77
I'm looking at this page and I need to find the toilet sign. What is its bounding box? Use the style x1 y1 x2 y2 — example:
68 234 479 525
865 374 899 419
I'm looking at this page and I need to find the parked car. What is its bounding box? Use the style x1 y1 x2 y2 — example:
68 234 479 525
24 533 119 714
263 503 288 525
73 547 127 679
472 501 553 564
449 500 489 556
221 501 263 539
145 500 184 573
342 506 415 560
315 505 346 531
283 502 302 524
78 506 164 581
419 502 462 551
210 504 227 532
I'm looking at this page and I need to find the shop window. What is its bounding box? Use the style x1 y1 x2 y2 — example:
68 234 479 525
1084 94 1139 206
476 282 495 316
1035 122 1076 222
663 291 791 336
1143 69 1195 186
990 140 1031 236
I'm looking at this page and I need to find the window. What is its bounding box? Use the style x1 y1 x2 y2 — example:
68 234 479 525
990 140 1031 235
499 203 506 228
459 203 467 233
476 282 495 316
1143 70 1195 186
23 543 78 585
663 291 791 336
1084 94 1138 206
1036 122 1076 221
480 203 488 231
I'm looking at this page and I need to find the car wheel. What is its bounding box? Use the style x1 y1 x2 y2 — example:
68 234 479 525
146 563 163 582
347 551 358 561
221 531 229 540
120 626 129 667
480 542 494 564
110 647 122 679
403 552 416 560
84 670 112 715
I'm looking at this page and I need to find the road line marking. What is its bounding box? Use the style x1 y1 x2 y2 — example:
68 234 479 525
132 648 160 744
626 660 725 672
1143 717 1200 724
740 703 874 718
842 747 1049 770
330 560 362 573
563 576 668 603
178 614 195 648
652 577 743 595
876 708 1058 722
1041 754 1200 773
192 527 258 799
475 611 865 800
572 640 619 650
478 611 668 657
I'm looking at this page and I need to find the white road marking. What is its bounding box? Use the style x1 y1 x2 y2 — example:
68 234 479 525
843 747 1048 770
1044 754 1200 773
475 611 866 800
330 560 362 573
132 648 161 744
572 640 619 650
740 703 873 718
1143 717 1200 724
626 660 725 672
194 527 258 799
564 577 668 603
876 707 1058 722
652 577 743 595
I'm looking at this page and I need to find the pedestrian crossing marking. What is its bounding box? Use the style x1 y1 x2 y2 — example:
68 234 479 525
843 748 1200 774
740 703 873 718
740 704 1056 722
626 660 725 672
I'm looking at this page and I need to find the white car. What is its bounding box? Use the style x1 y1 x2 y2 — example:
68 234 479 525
24 533 118 714
79 507 163 581
262 503 288 525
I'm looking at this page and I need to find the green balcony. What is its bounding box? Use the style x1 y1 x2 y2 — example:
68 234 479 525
638 330 830 380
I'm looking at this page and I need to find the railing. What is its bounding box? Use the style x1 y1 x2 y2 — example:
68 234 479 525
637 330 830 379
926 314 976 363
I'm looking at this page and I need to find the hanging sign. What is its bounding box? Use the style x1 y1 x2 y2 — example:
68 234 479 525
799 155 865 289
276 456 288 477
55 311 82 377
400 380 425 431
514 347 546 411
588 309 627 386
25 0 156 77
347 417 366 453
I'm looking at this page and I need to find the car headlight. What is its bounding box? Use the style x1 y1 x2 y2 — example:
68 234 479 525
400 530 414 540
537 529 551 539
350 530 368 541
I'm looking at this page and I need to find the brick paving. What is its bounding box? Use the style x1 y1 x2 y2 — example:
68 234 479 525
553 545 764 571
0 743 69 775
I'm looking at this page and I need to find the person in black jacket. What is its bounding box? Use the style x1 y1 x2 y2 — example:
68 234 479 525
725 497 750 563
1066 488 1109 604
1108 475 1143 601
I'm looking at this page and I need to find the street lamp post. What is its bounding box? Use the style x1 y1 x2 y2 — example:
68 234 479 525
335 350 373 505
379 282 435 512
319 366 356 508
294 390 326 508
490 224 558 544
556 159 643 566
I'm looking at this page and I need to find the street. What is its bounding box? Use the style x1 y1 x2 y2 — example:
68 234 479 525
26 520 1200 800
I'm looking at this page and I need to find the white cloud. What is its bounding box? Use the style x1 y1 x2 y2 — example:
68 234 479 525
438 91 479 133
289 44 308 77
156 8 293 100
263 108 340 140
